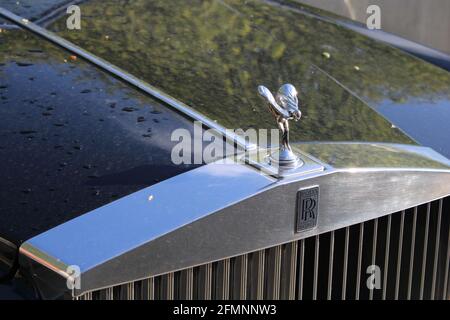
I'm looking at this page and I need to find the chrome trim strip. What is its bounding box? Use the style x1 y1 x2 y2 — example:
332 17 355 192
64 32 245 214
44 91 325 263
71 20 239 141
0 7 254 151
17 144 450 298
19 243 71 280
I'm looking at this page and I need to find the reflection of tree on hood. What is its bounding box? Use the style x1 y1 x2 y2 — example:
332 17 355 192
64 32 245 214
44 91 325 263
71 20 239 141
14 0 448 144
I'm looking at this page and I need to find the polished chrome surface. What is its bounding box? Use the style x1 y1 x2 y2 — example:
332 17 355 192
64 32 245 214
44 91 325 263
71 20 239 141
242 146 324 178
18 143 450 298
0 7 254 151
20 161 274 298
258 84 302 167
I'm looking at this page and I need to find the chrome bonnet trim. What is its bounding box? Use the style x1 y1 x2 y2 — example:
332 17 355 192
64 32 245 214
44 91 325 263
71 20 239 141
0 7 255 150
18 143 450 298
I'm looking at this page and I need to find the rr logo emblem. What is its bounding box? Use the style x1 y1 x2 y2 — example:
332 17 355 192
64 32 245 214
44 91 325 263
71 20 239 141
296 186 319 232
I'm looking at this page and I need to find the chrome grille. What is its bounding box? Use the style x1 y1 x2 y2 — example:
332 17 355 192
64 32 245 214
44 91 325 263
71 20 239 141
78 197 450 300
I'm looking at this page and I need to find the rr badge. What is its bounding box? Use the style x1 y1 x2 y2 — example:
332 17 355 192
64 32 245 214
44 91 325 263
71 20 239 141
296 186 319 232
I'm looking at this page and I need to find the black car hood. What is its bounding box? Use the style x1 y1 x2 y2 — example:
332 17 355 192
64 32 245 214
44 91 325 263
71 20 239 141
44 0 450 157
0 29 200 251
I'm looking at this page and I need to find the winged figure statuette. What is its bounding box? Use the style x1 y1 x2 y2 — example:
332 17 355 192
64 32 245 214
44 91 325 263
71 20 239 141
257 83 302 167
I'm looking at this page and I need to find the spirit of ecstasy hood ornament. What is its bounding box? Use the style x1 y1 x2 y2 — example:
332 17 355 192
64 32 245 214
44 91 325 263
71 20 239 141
258 84 303 168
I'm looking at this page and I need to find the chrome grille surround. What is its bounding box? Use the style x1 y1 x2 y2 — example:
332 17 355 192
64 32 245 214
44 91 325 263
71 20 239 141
16 143 450 300
78 197 450 300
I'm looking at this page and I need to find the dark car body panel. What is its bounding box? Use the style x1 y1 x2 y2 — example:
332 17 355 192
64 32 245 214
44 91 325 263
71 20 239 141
0 29 199 248
46 0 450 158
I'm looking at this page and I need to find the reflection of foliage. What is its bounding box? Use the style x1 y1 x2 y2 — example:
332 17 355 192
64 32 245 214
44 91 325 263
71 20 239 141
48 0 419 144
273 0 450 104
298 143 450 169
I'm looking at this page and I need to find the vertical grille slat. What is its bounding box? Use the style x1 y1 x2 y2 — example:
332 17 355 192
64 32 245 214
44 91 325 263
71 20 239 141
204 264 212 300
431 199 443 299
420 203 431 299
327 231 335 300
247 253 262 300
264 246 282 300
280 242 298 300
240 255 248 300
146 278 155 300
98 287 113 300
179 268 193 300
288 242 298 300
230 255 247 300
341 227 349 300
297 239 305 300
407 207 418 299
369 219 378 300
78 197 450 301
166 273 175 300
312 236 320 300
355 223 364 300
394 211 405 300
443 209 450 300
382 214 392 300
256 251 265 300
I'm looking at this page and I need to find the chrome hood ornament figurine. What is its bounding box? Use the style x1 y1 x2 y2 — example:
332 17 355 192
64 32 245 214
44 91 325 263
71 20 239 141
258 83 303 167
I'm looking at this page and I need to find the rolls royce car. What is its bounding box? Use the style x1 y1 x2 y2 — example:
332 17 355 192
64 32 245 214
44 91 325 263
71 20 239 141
0 0 449 300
